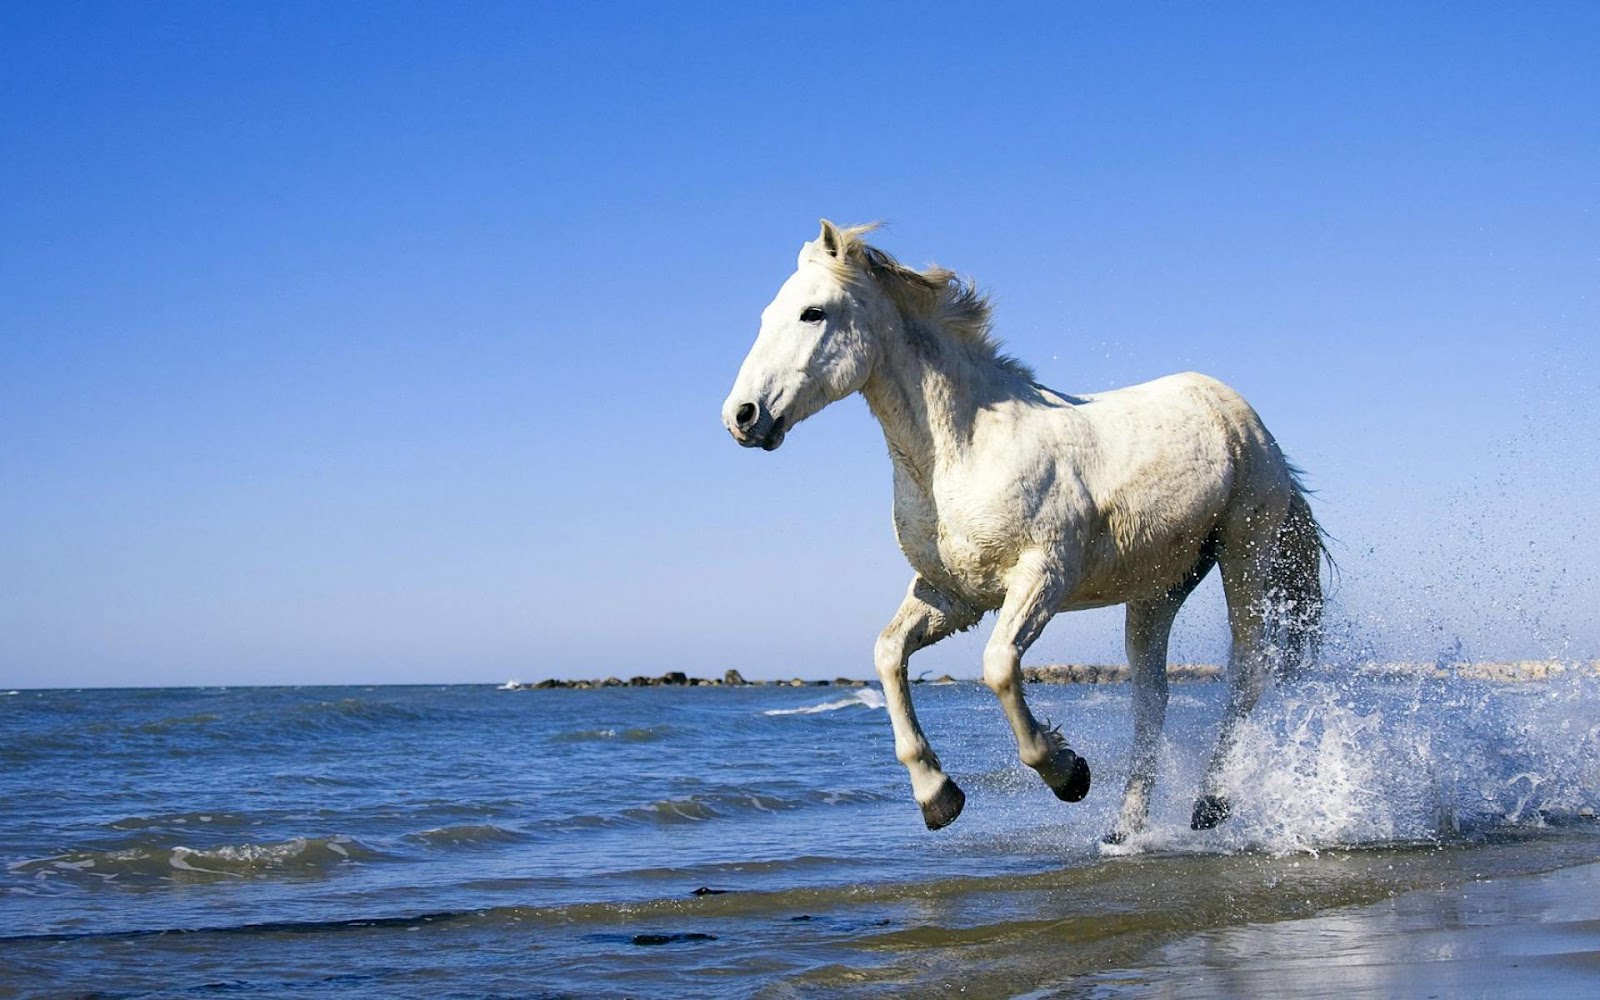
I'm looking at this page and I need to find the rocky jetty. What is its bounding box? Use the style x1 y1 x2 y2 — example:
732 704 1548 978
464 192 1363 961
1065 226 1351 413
501 659 1600 690
1023 660 1600 685
1023 663 1222 684
1351 659 1600 683
499 671 868 690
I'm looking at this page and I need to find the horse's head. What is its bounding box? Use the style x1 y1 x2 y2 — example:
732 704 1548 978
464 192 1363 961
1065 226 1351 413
721 220 893 451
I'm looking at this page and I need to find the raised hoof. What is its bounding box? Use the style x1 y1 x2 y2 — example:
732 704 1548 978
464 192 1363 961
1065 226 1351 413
1050 752 1092 803
1191 794 1231 830
919 778 965 831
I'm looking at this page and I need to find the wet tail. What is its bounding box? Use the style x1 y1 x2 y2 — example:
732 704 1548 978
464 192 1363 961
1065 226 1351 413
1266 479 1329 677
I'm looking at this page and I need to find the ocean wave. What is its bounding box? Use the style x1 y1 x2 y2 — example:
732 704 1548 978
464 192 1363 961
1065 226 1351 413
107 811 261 833
403 824 529 848
8 696 453 758
129 712 221 734
8 835 385 886
263 697 438 733
50 711 228 746
538 788 892 833
550 724 681 744
621 798 720 824
763 688 886 716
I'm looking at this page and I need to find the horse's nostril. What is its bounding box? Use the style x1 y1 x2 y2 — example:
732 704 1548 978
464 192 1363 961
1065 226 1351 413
735 402 758 430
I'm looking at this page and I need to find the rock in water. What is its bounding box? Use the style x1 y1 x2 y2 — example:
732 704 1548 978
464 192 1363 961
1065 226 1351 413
631 932 716 946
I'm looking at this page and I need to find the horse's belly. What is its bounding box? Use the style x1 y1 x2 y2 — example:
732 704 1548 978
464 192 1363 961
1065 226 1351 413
1062 522 1217 608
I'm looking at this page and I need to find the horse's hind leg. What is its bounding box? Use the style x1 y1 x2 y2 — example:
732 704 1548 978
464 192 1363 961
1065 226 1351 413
876 577 982 830
1193 540 1275 830
982 555 1091 802
1110 566 1210 843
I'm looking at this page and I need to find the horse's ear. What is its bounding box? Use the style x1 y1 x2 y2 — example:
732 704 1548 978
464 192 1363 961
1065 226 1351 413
817 218 842 257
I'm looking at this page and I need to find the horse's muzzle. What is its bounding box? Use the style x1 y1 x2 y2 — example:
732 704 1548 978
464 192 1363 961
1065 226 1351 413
724 400 786 451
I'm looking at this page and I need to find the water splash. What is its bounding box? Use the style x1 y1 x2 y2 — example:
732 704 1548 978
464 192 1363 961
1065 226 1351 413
1104 671 1600 857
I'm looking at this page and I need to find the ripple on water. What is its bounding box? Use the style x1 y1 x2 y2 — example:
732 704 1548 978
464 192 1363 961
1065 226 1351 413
8 836 387 887
549 724 681 744
403 824 530 848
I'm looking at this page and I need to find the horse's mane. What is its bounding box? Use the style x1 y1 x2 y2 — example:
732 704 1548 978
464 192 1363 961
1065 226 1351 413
816 221 1035 380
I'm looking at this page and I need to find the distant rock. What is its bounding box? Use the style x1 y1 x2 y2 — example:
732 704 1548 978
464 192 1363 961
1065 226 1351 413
724 669 747 686
1023 664 1222 684
660 671 689 686
1355 659 1600 683
631 931 716 946
1018 660 1600 685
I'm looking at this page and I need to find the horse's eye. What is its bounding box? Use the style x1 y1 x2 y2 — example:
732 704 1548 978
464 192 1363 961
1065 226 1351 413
800 306 825 323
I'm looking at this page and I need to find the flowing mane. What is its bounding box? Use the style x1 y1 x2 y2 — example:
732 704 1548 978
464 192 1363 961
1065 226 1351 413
818 222 1035 380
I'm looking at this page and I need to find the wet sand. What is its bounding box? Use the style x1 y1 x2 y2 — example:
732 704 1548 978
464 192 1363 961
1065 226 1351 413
1097 861 1600 998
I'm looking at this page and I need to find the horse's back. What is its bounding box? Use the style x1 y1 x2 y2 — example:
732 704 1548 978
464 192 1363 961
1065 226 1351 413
1076 372 1291 492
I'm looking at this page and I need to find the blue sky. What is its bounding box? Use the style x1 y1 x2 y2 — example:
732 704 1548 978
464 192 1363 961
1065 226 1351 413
2 3 1596 688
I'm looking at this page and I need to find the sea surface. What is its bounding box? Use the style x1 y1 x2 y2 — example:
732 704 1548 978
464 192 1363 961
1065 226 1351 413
3 673 1600 998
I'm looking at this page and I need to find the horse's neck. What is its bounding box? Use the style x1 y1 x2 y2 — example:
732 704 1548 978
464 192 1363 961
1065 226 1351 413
861 318 1024 493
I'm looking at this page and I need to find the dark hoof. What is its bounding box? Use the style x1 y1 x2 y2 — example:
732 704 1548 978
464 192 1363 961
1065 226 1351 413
1101 829 1127 846
920 777 965 830
1050 752 1092 803
1191 794 1231 830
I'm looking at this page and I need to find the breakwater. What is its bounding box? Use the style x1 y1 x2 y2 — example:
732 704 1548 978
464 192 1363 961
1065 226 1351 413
504 659 1600 690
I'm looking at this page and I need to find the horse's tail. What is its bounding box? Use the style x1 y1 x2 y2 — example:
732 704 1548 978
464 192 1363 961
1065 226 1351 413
1265 471 1330 677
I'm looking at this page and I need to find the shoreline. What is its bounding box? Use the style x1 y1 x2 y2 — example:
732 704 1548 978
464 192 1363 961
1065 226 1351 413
1108 859 1600 998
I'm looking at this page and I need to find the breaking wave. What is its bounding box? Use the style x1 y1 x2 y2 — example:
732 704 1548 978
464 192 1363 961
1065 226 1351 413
403 824 529 848
763 688 886 716
537 788 892 833
9 836 386 886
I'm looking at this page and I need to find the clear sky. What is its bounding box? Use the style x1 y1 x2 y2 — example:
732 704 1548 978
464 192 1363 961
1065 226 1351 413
2 3 1596 688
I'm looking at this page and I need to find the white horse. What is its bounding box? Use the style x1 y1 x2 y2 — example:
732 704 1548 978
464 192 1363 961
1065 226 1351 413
722 221 1325 841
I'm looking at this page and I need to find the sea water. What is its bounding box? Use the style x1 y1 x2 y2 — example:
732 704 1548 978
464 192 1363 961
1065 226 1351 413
2 674 1598 997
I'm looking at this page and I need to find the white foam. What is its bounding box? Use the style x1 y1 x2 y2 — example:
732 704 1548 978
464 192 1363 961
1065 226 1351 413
169 847 240 878
763 687 886 716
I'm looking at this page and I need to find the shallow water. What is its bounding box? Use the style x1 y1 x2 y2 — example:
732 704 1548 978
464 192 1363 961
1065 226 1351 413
2 674 1598 997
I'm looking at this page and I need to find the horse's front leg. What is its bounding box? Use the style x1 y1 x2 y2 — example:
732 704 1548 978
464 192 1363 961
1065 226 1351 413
875 577 982 830
982 555 1091 802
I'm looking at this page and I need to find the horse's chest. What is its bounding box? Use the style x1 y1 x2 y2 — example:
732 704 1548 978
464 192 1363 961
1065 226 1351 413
891 488 1017 606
